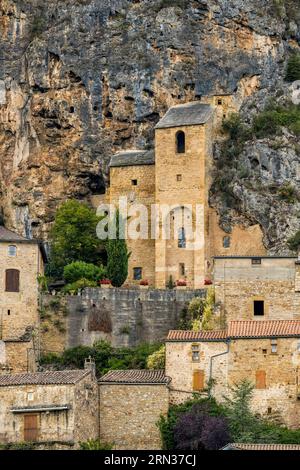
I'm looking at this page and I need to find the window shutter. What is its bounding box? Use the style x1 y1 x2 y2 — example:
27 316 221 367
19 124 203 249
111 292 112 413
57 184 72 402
193 370 204 391
255 370 266 389
5 269 20 292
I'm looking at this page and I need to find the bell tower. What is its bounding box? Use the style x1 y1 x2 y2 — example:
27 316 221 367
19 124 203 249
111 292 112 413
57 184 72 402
154 102 215 289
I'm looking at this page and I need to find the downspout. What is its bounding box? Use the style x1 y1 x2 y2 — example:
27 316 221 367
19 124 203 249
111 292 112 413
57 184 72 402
208 340 230 398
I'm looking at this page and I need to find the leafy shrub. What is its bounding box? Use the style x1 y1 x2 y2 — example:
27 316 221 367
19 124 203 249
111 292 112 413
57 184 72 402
63 261 106 284
107 211 130 287
287 230 300 251
174 408 230 450
278 183 298 203
63 278 97 294
40 341 163 377
79 439 113 450
252 103 300 138
147 345 165 369
286 54 300 82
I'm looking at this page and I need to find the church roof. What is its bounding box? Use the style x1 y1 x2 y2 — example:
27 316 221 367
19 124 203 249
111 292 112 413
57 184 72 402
109 149 155 168
0 226 32 242
155 102 214 129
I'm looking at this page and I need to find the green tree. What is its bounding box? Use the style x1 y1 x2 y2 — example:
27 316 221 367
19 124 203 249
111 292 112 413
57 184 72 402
286 53 300 82
63 261 106 283
287 230 300 251
106 211 130 287
47 200 104 279
147 345 165 369
223 379 258 442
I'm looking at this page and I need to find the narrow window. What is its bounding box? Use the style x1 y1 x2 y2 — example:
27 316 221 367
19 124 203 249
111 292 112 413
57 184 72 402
178 227 186 248
223 236 230 248
262 349 267 355
255 370 266 389
131 179 137 186
8 245 17 256
179 263 185 276
217 99 223 106
254 300 264 316
7 310 10 316
192 344 200 362
271 340 277 354
176 131 185 154
133 267 142 281
193 370 204 391
5 269 20 292
267 407 272 414
252 257 262 265
176 174 182 182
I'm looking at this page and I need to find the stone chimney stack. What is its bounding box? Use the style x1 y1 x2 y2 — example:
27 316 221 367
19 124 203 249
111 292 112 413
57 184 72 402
84 356 96 379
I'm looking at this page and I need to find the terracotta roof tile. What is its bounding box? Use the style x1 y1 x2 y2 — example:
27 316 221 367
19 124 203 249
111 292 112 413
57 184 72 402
167 330 227 341
99 369 170 385
167 321 300 342
224 443 300 451
0 370 90 386
228 320 300 339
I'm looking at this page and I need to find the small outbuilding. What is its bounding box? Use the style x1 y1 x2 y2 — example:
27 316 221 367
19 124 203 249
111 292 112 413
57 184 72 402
99 369 170 450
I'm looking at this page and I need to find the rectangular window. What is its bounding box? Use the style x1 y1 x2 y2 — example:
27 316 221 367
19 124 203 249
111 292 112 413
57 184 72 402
191 345 200 362
133 267 142 280
193 370 204 391
271 340 277 354
252 258 262 265
176 174 182 182
254 300 264 316
223 236 231 248
255 370 266 389
131 179 137 186
179 263 185 276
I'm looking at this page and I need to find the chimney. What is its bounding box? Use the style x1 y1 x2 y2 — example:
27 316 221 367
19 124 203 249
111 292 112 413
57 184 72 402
84 356 96 379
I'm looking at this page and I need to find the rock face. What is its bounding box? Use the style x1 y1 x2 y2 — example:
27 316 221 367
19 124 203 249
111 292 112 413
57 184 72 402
0 0 299 248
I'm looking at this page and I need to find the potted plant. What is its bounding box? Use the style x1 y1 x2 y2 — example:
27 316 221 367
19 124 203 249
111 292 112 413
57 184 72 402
139 279 149 289
176 279 187 290
100 279 111 289
204 279 213 286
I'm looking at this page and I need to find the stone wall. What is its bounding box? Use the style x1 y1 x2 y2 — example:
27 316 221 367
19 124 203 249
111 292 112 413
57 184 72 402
99 383 169 450
214 257 300 322
0 372 98 446
41 288 206 351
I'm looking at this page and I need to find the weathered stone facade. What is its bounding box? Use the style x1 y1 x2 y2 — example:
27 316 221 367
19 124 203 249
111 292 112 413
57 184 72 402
0 367 98 448
0 227 45 373
166 321 300 428
214 257 300 322
99 370 169 450
41 288 206 351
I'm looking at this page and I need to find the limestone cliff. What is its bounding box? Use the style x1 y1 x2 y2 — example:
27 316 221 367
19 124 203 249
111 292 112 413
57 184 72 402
0 0 299 251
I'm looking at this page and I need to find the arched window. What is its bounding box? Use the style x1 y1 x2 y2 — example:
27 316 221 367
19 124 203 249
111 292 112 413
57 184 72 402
5 269 20 292
178 227 186 248
8 245 17 256
176 131 185 154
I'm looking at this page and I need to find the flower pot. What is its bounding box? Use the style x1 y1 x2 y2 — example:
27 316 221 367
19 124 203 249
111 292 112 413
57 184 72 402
176 285 187 290
139 285 149 289
101 284 111 289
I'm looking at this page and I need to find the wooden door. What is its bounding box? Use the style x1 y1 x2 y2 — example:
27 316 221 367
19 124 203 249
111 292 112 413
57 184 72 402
193 370 205 391
24 414 38 441
5 269 20 292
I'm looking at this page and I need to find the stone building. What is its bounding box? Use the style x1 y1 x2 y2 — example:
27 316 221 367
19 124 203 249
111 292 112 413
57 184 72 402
166 320 300 428
214 256 300 322
0 364 98 448
0 226 46 374
94 98 266 290
99 369 170 450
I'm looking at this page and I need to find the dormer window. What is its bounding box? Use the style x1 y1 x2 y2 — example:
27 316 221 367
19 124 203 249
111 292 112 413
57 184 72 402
8 245 17 257
176 131 185 154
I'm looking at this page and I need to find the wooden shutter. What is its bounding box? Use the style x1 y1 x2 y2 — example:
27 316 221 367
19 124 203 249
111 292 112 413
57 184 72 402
24 414 38 441
193 370 204 391
256 370 266 389
5 269 20 292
